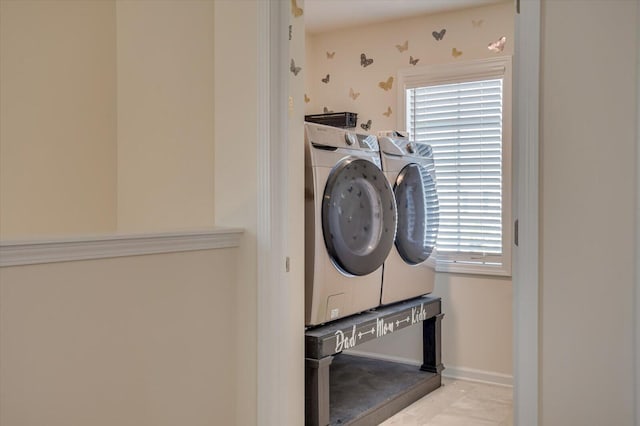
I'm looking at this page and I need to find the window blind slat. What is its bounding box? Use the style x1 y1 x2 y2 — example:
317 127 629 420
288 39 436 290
408 77 504 260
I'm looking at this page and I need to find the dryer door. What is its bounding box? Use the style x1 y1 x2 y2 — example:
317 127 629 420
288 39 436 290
394 163 439 265
322 158 396 276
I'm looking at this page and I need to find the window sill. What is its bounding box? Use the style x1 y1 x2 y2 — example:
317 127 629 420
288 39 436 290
436 261 511 277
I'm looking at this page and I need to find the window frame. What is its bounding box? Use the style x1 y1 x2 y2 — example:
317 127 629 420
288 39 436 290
397 56 512 277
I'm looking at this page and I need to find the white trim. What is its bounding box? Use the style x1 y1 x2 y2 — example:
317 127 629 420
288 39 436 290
257 1 291 425
443 366 513 388
345 349 513 387
256 1 272 424
635 1 640 423
0 228 243 267
513 1 540 425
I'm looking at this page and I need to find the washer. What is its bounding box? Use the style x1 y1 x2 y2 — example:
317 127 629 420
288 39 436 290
378 136 439 305
305 122 397 326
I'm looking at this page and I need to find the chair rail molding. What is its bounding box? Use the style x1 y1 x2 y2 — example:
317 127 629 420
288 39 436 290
0 228 243 267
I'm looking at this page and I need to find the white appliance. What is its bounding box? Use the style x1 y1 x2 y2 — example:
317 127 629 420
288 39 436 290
305 122 397 326
378 136 439 305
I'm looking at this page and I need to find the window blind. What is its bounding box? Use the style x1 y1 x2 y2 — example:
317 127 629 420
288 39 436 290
407 78 504 262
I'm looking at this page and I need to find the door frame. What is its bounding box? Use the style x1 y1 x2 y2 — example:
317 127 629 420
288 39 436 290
256 0 541 424
512 1 540 425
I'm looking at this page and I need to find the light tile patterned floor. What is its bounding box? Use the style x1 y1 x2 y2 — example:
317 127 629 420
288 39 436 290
380 378 513 426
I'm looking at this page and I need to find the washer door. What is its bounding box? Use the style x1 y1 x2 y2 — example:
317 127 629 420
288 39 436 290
394 163 439 265
322 158 397 276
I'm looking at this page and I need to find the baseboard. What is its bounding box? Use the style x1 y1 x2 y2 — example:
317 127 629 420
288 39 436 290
442 365 513 388
343 349 422 368
343 349 513 388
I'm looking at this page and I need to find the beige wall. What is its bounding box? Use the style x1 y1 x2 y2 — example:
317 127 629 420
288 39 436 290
540 1 637 425
0 249 238 426
0 0 217 237
213 2 258 425
306 2 515 380
116 0 215 232
305 2 514 134
0 0 117 238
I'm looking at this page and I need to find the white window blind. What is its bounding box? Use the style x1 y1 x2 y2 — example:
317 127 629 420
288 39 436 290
407 78 506 271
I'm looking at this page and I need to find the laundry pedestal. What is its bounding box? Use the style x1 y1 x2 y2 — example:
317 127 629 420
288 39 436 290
304 295 444 426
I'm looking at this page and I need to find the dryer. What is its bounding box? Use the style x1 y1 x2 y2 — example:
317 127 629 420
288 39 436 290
305 122 397 326
378 136 439 305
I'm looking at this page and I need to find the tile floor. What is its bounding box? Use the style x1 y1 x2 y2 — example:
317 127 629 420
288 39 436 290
380 378 513 426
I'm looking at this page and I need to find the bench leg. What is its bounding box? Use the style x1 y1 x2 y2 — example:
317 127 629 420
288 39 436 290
421 313 444 374
305 356 334 426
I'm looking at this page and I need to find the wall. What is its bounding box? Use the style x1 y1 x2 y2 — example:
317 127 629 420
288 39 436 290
540 1 637 425
305 2 514 135
0 0 117 238
213 2 258 425
116 0 215 232
306 2 514 382
0 0 217 237
1 2 248 425
0 249 238 426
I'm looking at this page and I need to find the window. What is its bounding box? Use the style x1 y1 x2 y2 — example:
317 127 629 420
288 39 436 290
398 57 512 276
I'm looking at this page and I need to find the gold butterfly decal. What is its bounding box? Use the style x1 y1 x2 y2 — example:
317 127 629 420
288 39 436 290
321 74 330 83
360 119 372 131
409 56 419 66
291 0 303 17
488 36 507 53
383 107 392 117
323 106 334 113
432 29 446 41
472 19 484 27
395 40 408 52
360 53 374 67
290 59 301 76
378 76 394 91
304 94 310 103
326 51 336 59
452 48 463 58
349 88 360 100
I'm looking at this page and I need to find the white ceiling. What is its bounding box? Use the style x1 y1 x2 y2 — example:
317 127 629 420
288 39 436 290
305 0 509 34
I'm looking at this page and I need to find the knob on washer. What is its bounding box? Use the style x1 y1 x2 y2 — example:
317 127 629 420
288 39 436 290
345 133 356 146
406 142 415 154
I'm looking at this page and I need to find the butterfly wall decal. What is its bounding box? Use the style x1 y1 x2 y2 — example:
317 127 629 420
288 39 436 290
326 51 335 59
323 107 334 113
360 53 374 67
472 19 484 27
290 59 301 76
409 56 419 66
383 107 392 117
291 0 303 17
304 94 310 103
288 25 292 41
349 88 360 100
452 48 463 58
378 76 393 91
321 74 330 83
396 40 408 52
488 36 507 53
361 120 372 131
432 29 446 41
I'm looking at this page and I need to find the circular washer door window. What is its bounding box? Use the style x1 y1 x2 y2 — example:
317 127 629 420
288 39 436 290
394 163 439 265
322 158 397 276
